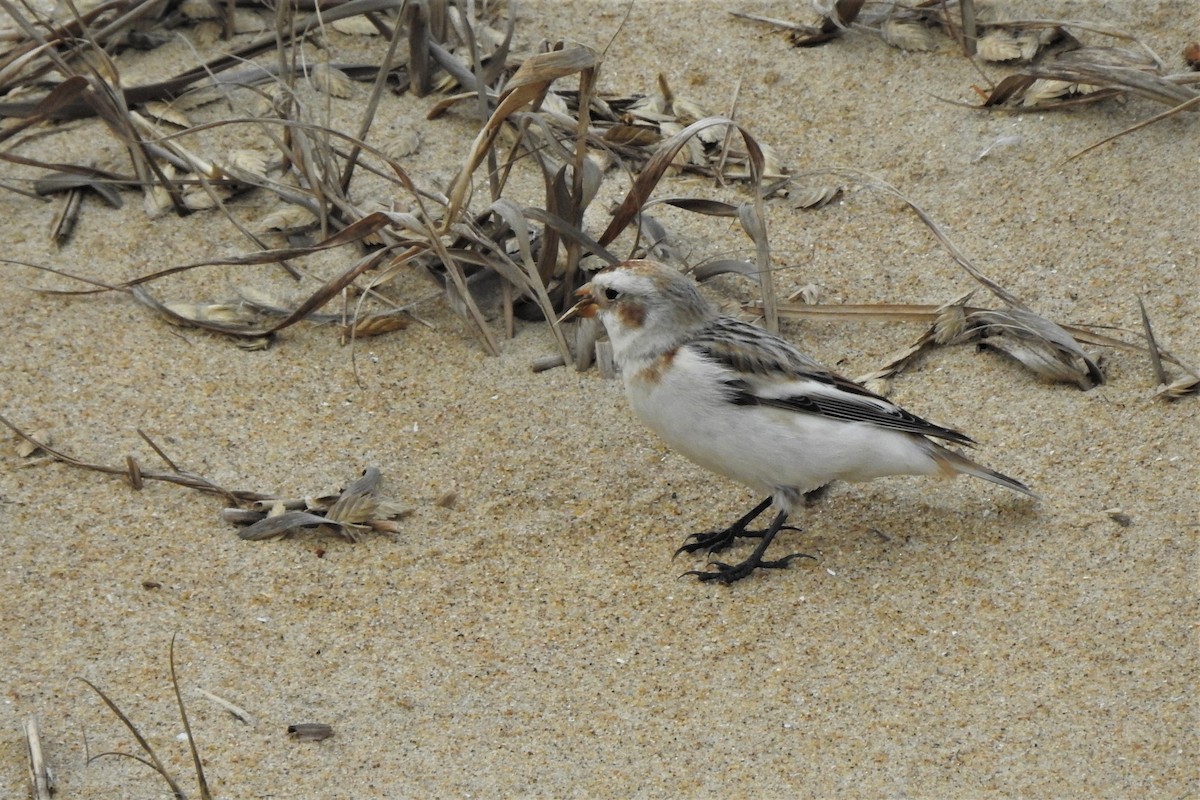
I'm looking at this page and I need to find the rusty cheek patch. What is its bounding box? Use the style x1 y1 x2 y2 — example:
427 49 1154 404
634 347 677 386
616 301 646 328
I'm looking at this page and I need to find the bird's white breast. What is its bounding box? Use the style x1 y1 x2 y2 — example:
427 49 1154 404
621 345 939 504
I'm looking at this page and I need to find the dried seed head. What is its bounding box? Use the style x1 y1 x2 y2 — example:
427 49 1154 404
1155 374 1200 400
224 148 270 178
787 284 821 305
310 64 354 98
257 205 318 233
15 429 52 458
181 185 233 211
934 305 968 344
347 313 410 338
880 19 939 52
331 15 381 35
142 101 190 127
229 9 266 33
179 0 217 19
670 95 709 126
386 129 422 160
976 31 1023 62
287 723 334 742
1021 78 1074 106
787 184 842 210
860 376 892 398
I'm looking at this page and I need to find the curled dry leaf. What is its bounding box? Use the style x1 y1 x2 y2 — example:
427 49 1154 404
1104 508 1133 527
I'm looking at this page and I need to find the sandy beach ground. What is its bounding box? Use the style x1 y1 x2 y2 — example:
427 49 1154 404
1 1 1197 796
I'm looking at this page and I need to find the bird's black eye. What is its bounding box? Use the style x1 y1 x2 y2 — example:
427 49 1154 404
603 287 620 302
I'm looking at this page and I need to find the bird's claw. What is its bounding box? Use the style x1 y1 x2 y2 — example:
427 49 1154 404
673 524 802 558
682 551 814 584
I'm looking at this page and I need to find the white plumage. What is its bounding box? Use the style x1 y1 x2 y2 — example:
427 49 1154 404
563 259 1035 583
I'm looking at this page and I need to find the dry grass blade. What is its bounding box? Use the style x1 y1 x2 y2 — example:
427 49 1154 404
692 260 761 281
0 75 88 143
1061 92 1200 163
1138 295 1167 388
170 634 212 800
598 116 764 248
596 115 774 327
487 198 571 359
738 0 866 47
25 717 53 800
737 200 776 330
194 688 256 726
78 677 188 799
49 187 83 244
656 197 740 217
445 45 599 224
811 168 1103 385
238 510 337 541
960 0 977 57
405 0 433 97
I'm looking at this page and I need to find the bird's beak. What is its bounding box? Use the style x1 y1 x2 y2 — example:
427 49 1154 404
557 284 598 323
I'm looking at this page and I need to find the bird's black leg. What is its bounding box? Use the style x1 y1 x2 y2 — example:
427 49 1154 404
674 497 800 557
682 509 814 584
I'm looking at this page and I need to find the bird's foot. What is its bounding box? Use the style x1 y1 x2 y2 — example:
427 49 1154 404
682 551 815 585
674 523 801 557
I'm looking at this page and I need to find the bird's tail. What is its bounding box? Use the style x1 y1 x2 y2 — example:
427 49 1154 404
928 442 1039 499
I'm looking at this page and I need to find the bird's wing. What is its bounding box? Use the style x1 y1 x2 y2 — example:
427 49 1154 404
692 318 975 445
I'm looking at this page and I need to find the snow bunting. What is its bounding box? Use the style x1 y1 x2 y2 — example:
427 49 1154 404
561 259 1035 584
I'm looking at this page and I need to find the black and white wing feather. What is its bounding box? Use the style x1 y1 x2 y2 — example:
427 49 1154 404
692 317 975 446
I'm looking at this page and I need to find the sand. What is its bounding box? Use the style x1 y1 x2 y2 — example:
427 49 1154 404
1 1 1197 797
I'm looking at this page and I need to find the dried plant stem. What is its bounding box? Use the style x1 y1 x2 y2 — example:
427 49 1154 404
0 412 273 504
25 717 53 800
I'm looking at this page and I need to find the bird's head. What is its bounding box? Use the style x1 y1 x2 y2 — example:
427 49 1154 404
559 260 715 360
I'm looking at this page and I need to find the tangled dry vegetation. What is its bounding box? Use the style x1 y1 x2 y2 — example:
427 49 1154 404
2 0 1196 397
2 0 1198 794
0 0 1197 529
1 0 1197 537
